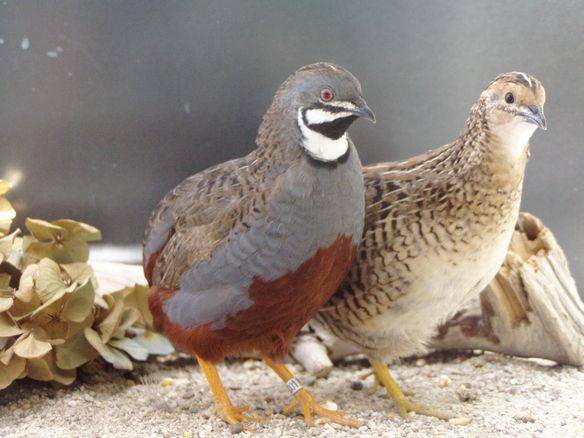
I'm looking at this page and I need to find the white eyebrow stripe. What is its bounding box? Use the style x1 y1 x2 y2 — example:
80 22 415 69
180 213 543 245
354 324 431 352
514 71 532 87
305 108 353 124
326 100 358 110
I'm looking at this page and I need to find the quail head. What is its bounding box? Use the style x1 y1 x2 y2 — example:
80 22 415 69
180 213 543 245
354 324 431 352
143 62 374 428
311 72 546 420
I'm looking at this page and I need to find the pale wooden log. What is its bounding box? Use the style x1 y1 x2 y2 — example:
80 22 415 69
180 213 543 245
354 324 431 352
91 212 584 374
432 212 584 366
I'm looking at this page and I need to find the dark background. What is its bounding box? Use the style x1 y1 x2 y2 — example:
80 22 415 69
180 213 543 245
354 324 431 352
0 1 582 288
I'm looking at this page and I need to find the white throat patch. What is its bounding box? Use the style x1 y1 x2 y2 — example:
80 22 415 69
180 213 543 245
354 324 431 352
297 108 349 162
492 120 537 161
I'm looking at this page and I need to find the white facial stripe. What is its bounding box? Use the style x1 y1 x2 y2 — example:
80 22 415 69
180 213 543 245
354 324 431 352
297 109 349 162
304 108 353 125
327 101 358 110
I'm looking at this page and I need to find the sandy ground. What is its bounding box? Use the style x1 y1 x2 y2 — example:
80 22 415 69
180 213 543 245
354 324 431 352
1 352 583 438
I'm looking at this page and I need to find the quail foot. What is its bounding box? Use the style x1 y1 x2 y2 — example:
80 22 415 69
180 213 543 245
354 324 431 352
312 72 547 420
143 63 375 428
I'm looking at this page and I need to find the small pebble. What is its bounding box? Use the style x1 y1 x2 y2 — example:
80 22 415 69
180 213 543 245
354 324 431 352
514 414 536 423
415 358 427 367
449 417 472 426
243 360 259 370
350 380 363 391
229 424 244 434
21 401 31 410
456 384 479 402
321 400 338 411
438 374 452 388
160 378 175 387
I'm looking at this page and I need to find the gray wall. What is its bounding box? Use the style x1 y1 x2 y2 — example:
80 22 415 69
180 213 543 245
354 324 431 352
1 1 582 288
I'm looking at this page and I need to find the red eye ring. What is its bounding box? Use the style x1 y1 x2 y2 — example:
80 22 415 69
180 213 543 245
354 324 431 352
320 88 334 102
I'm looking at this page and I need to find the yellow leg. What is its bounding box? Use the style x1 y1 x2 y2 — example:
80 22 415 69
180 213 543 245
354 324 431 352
262 357 361 428
197 356 265 428
369 359 451 421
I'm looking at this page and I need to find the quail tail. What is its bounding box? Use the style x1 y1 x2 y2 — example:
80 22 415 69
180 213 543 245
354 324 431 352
197 356 265 429
369 359 452 421
263 357 361 428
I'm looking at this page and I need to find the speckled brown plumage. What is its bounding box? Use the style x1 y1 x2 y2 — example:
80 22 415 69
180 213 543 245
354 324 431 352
313 72 547 363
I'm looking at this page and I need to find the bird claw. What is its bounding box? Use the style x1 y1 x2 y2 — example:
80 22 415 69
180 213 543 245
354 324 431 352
213 404 266 430
282 389 361 428
392 397 452 421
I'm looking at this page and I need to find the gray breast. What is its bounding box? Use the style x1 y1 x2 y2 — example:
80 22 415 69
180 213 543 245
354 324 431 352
164 144 365 330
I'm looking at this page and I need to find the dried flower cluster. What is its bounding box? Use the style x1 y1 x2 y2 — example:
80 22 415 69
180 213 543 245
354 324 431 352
0 180 172 390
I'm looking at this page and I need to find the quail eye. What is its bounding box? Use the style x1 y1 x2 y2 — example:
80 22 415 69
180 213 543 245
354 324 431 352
320 88 334 102
505 92 515 104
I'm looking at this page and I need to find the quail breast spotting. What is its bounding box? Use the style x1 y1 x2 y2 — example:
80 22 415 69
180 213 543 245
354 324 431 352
142 63 375 428
312 72 547 420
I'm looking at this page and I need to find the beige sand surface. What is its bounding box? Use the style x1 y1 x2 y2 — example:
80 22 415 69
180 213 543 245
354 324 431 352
1 352 583 437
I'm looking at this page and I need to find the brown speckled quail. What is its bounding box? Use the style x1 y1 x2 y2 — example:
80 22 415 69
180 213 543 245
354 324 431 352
311 72 547 419
143 63 375 428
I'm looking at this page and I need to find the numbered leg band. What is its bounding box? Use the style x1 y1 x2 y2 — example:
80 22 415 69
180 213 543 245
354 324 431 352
286 377 303 395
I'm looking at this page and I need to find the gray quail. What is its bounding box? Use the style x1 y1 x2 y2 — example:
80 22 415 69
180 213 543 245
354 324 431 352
143 63 375 428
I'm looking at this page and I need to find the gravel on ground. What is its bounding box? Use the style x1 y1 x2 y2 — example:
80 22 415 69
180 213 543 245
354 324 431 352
1 352 583 437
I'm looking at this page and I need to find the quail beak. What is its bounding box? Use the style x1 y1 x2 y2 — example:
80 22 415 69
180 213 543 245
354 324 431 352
521 104 547 130
350 98 376 123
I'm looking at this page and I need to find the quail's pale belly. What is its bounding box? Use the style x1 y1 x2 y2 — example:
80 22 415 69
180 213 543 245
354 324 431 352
361 215 517 359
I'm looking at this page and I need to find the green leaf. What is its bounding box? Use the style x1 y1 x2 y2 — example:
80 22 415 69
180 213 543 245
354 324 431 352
123 284 154 328
112 307 140 338
26 356 54 381
61 263 94 285
0 180 10 196
133 330 174 355
35 258 66 302
98 299 124 343
0 297 14 313
13 332 52 359
15 264 38 303
53 220 102 242
0 230 19 261
45 356 76 385
0 312 23 337
25 218 66 242
62 280 95 323
60 238 90 263
55 330 98 370
0 355 25 390
84 327 132 370
109 337 148 361
0 198 16 236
